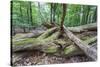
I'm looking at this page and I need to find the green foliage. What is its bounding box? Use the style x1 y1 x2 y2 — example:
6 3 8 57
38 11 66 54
11 1 97 28
64 4 97 27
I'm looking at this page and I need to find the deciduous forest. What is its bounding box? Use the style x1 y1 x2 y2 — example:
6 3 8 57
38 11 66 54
11 1 97 66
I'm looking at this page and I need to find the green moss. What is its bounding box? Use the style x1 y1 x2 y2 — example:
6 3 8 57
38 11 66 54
44 46 58 53
45 32 59 41
83 36 97 45
13 34 25 40
64 45 75 54
63 36 97 56
64 45 82 57
13 38 37 46
81 36 90 41
38 27 57 39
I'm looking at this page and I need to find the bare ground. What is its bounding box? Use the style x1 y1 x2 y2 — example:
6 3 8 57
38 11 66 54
12 50 93 66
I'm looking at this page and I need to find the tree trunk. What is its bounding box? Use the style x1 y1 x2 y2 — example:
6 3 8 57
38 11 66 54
60 4 67 32
50 3 53 23
38 2 45 22
13 33 97 58
43 22 97 32
86 6 90 24
50 3 56 27
53 3 56 22
12 26 97 59
13 27 60 53
93 7 97 23
19 2 22 25
63 25 97 61
19 2 26 33
67 23 97 33
27 3 29 24
29 2 33 26
13 23 97 40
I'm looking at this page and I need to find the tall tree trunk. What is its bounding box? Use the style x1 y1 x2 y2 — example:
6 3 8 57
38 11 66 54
82 6 86 25
27 3 30 31
38 2 45 22
20 2 26 33
60 4 67 32
93 7 97 23
29 2 33 27
27 5 29 23
50 3 53 23
86 6 90 24
20 2 22 22
50 3 56 27
80 5 83 25
53 3 56 22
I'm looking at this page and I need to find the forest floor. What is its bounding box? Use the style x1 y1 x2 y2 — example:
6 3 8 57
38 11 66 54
12 26 97 66
13 50 92 66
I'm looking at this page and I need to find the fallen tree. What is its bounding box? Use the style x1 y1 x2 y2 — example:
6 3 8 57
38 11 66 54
67 23 97 33
12 2 97 63
13 30 45 40
13 27 60 52
63 25 97 60
13 23 97 40
12 25 97 60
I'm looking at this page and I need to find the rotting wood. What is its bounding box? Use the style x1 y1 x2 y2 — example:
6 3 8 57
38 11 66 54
63 25 97 61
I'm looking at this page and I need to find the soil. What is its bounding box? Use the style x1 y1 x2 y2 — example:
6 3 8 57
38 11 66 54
12 50 92 66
